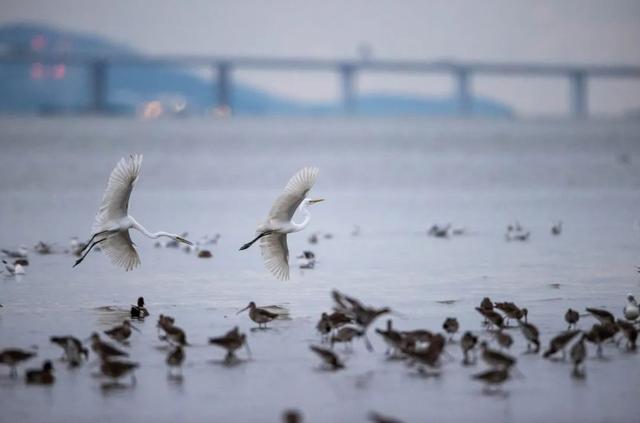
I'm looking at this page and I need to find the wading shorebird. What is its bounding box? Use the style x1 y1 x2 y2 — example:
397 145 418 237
166 346 185 375
479 341 516 369
100 359 139 386
584 323 618 357
623 294 639 321
475 307 504 330
402 333 446 373
50 336 89 366
0 348 36 377
331 326 366 351
309 345 344 370
442 317 459 340
239 167 323 280
565 308 580 329
332 290 391 331
494 302 526 326
209 327 249 361
543 330 581 359
238 302 279 329
585 307 615 325
616 319 637 350
518 321 540 353
104 320 139 344
570 335 587 378
461 331 478 364
25 361 54 385
90 333 128 360
159 322 188 346
130 297 150 319
73 154 193 271
472 368 510 393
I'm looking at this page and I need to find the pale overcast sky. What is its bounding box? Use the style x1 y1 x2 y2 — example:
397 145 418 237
2 0 640 116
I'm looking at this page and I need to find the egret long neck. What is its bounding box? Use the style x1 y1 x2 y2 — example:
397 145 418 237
291 203 311 232
131 218 173 239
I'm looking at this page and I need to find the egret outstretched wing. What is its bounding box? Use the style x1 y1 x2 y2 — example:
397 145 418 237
92 154 143 234
101 231 140 271
260 233 290 280
267 167 319 223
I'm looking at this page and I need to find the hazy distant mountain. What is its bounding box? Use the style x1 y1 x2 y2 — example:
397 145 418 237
0 23 512 117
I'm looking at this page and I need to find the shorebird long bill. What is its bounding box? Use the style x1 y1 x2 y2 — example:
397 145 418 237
309 198 325 204
237 305 250 314
176 236 193 246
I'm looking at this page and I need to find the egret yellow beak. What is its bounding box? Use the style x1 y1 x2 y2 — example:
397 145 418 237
176 236 193 246
309 198 325 204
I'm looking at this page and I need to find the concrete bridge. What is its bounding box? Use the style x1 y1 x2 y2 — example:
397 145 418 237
2 52 640 117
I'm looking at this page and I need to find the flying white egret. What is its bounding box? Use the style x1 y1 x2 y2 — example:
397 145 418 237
73 154 192 271
239 167 323 280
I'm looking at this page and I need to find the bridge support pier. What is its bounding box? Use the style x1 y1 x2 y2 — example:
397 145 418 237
216 62 232 111
570 71 587 119
340 64 356 114
454 68 472 117
90 60 108 113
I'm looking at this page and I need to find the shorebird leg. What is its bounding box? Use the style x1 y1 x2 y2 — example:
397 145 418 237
79 230 111 254
239 231 273 251
73 237 108 268
10 366 17 378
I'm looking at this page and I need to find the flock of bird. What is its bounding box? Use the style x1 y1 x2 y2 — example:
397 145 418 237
1 154 639 422
0 288 638 423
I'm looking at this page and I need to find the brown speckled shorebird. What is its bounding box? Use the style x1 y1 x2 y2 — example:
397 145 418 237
494 302 526 325
331 325 365 350
157 317 188 346
584 323 618 357
543 330 581 359
479 341 516 369
442 317 459 341
570 335 587 378
518 321 540 353
0 348 36 377
565 308 579 330
585 307 615 325
104 320 139 343
616 319 638 350
327 311 353 329
309 345 344 370
402 333 446 372
460 331 478 364
100 359 139 385
475 307 504 330
238 302 279 329
50 336 89 366
25 360 54 385
472 368 510 392
209 326 249 361
332 290 390 330
90 333 128 360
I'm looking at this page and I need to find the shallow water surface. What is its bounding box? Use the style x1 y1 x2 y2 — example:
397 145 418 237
0 117 639 422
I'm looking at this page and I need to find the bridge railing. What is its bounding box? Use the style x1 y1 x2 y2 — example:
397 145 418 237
2 53 640 118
